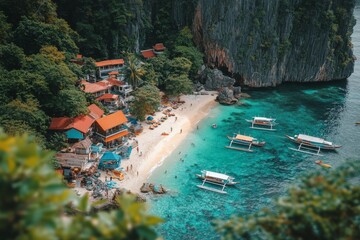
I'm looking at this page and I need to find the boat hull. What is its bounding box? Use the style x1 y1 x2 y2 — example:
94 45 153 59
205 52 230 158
285 135 341 150
196 174 238 186
227 136 265 147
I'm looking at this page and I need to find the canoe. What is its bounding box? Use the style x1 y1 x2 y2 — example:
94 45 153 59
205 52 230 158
315 160 332 168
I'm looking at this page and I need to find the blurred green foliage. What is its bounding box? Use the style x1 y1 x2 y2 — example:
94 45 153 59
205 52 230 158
0 132 163 239
215 161 360 240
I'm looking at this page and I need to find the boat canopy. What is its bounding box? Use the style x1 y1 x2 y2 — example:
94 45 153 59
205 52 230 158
235 134 254 141
204 171 230 180
298 134 332 145
254 117 275 121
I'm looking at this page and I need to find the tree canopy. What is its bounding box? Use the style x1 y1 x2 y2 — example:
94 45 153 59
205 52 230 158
130 84 161 121
215 161 360 240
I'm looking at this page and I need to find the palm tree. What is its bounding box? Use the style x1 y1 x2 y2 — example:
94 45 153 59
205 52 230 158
125 54 145 90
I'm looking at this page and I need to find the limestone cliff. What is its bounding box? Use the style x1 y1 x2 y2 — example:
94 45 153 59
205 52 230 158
189 0 356 87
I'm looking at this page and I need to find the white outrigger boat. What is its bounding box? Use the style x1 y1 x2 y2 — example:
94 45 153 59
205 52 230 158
225 134 265 152
196 170 238 194
286 134 341 156
246 117 277 131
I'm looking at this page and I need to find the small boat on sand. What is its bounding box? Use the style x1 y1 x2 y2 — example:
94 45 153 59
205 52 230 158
196 170 238 194
286 134 341 156
225 134 265 152
246 117 277 131
315 160 332 168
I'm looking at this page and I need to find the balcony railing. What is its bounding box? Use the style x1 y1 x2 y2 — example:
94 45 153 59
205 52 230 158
95 127 127 138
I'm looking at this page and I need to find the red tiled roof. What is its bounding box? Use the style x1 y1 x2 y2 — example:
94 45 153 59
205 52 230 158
88 104 104 120
105 130 129 142
95 59 124 67
153 43 165 51
76 54 83 59
141 49 156 59
83 81 110 93
106 78 124 86
72 115 95 133
49 115 94 134
96 111 127 131
96 94 119 101
108 71 119 75
49 117 73 130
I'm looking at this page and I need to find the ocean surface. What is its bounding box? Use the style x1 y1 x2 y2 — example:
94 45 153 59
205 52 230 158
147 4 360 240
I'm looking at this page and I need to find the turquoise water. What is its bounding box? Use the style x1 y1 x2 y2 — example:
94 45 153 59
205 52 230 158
148 5 360 240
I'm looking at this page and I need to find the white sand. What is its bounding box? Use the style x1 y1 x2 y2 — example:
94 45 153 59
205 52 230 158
120 92 218 193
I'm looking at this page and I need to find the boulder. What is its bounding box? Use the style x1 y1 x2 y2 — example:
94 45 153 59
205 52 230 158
233 86 242 99
216 87 238 105
200 67 236 90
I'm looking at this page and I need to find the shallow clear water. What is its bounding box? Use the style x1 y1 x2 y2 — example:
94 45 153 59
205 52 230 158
147 5 360 240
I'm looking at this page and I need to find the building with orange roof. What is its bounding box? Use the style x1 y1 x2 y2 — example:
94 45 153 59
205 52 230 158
96 93 120 108
153 43 166 54
94 111 129 147
49 104 104 141
95 59 125 79
81 80 110 97
141 49 156 59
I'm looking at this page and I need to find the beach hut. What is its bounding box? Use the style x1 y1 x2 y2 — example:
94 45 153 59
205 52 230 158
99 151 121 170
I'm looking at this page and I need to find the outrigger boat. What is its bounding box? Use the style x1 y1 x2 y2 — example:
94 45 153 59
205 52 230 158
246 117 277 131
225 134 265 152
196 170 238 194
286 134 341 156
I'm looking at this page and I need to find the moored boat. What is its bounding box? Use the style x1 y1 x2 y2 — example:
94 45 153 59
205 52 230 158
246 117 277 131
225 134 265 152
196 170 238 194
286 134 341 156
227 134 265 147
196 170 238 186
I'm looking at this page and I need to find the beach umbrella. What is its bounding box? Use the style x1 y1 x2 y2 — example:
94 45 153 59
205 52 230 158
146 116 154 120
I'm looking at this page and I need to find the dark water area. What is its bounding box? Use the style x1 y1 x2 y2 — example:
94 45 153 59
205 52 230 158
148 4 360 240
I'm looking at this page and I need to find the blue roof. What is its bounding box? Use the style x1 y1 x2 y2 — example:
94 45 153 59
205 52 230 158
101 151 121 161
66 128 83 139
146 116 154 120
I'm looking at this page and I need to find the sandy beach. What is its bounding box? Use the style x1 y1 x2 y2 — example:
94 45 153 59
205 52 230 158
120 92 218 193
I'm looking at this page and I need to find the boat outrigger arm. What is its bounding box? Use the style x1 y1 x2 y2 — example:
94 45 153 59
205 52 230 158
289 143 324 156
225 138 254 152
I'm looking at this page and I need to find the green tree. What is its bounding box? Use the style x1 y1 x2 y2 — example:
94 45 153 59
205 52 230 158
0 132 162 239
130 85 161 121
45 132 68 151
147 54 169 88
162 57 193 96
0 99 49 136
165 74 193 97
51 89 89 117
142 62 158 86
0 11 11 44
125 54 145 89
215 162 360 240
0 43 26 70
173 45 203 78
14 17 78 55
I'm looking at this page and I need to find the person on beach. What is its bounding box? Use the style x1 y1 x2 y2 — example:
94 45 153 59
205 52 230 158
136 146 139 153
175 117 177 121
126 166 129 172
197 125 199 130
140 151 143 156
171 127 172 132
137 171 139 176
130 164 133 170
180 129 182 133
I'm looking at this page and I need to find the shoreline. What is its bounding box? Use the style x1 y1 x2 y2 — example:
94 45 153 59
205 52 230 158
120 93 218 194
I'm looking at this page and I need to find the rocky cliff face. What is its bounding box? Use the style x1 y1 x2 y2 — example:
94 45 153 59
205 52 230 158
190 0 356 87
